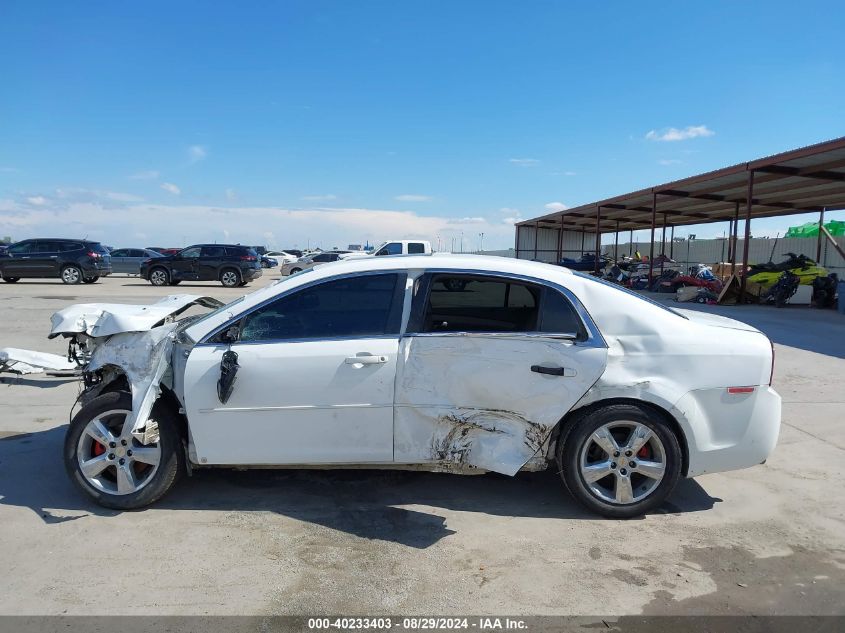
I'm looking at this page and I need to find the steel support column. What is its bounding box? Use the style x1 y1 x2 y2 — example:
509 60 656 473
739 172 755 298
648 193 657 284
515 225 521 259
629 230 633 256
580 229 585 256
670 226 675 258
594 206 602 274
614 220 620 261
731 202 740 267
660 213 667 274
817 207 826 262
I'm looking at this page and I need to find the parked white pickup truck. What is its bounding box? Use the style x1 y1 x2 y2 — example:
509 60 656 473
372 240 432 256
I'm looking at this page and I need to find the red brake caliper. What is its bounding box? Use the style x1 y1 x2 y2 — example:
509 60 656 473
637 445 650 459
92 441 105 456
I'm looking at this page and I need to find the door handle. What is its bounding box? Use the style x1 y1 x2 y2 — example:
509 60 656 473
345 354 388 365
531 365 575 377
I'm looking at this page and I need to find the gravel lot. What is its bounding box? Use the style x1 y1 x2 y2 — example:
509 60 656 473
1 274 843 616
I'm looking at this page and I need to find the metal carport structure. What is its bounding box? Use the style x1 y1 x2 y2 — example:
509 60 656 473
515 136 845 294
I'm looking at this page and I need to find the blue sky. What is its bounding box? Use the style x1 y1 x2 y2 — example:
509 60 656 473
1 1 844 251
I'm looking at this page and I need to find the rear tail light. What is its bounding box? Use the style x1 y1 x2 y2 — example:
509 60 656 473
87 251 102 259
240 255 257 261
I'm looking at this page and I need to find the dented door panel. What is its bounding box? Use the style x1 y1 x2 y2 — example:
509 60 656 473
393 334 607 475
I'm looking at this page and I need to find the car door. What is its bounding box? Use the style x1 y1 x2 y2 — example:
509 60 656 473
109 249 129 273
199 245 226 279
170 246 201 279
30 240 61 275
183 272 408 465
393 272 608 476
1 240 34 276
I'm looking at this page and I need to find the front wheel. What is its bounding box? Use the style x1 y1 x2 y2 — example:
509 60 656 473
63 391 183 510
557 404 682 518
149 268 169 286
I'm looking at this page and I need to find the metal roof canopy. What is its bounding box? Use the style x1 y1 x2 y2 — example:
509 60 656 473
515 136 845 286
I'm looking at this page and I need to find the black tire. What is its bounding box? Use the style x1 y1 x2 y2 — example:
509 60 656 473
82 276 99 284
2 277 20 283
63 391 184 510
289 267 302 275
557 403 682 519
220 268 241 287
261 260 270 269
169 279 181 286
149 267 170 286
61 265 83 285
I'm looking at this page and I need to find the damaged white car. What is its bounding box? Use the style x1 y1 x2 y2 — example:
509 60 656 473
57 255 781 518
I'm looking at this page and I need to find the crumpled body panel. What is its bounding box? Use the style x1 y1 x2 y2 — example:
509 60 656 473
49 295 222 339
0 348 77 374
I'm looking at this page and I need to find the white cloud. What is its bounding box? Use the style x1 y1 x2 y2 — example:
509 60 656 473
658 159 683 166
447 217 486 224
26 196 47 206
53 188 142 202
394 194 431 202
0 198 520 250
509 158 540 166
301 194 337 201
225 188 238 201
187 145 207 163
544 201 568 212
129 170 159 180
645 125 715 142
160 182 181 195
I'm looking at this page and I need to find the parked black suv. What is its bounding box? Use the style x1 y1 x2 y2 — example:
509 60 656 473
0 239 112 284
140 244 263 287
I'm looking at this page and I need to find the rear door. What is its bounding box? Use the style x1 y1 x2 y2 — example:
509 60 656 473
199 245 226 279
394 272 607 475
30 240 61 275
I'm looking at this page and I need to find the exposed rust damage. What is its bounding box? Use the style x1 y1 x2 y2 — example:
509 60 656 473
428 408 551 476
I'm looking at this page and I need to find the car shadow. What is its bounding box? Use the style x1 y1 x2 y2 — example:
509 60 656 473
0 376 78 389
0 426 721 549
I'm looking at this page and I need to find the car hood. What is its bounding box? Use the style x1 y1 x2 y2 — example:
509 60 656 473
48 294 224 339
673 308 761 333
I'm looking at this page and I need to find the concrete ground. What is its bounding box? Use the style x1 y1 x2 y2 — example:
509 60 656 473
0 274 843 616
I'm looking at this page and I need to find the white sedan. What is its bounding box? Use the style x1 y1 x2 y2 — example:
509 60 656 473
59 254 781 518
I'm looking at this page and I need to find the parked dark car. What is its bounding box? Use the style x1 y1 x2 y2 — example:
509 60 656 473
109 248 164 274
0 238 112 284
140 244 263 287
260 255 278 269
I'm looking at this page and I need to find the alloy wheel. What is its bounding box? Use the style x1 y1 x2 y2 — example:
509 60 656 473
62 267 81 284
76 409 161 496
221 271 239 286
579 420 667 505
150 269 168 285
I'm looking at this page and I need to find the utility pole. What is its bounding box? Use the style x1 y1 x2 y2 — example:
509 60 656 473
460 231 464 253
479 232 484 253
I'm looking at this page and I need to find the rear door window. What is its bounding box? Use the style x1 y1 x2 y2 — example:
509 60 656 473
407 242 425 254
202 246 226 257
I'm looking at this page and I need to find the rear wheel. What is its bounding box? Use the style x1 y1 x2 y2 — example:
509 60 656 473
63 391 183 510
149 268 169 286
289 267 302 275
220 269 241 287
61 265 83 285
2 277 20 283
557 404 682 518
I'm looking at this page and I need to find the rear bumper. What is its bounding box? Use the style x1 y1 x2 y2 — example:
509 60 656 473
243 267 262 281
679 386 781 477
